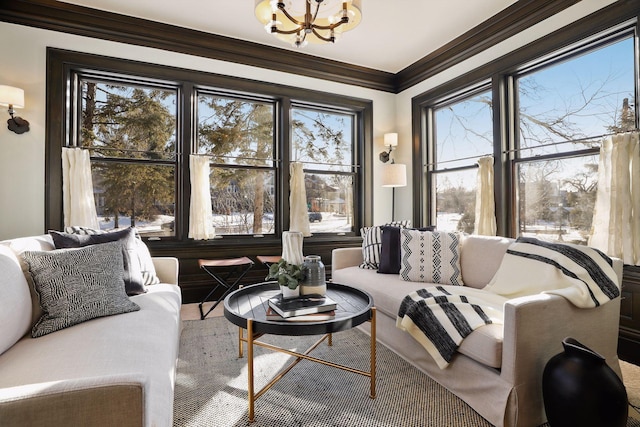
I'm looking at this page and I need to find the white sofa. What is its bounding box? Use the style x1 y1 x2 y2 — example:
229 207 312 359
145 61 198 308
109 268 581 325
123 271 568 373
332 234 623 427
0 234 182 427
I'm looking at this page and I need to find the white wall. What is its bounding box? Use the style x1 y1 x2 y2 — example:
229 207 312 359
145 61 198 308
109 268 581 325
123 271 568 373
0 22 396 239
0 0 618 238
390 0 617 223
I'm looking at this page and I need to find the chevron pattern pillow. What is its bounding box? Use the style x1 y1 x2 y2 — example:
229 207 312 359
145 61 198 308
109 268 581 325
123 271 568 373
399 230 464 285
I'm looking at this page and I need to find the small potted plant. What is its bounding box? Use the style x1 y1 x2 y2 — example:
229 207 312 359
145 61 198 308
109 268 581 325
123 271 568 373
266 258 303 299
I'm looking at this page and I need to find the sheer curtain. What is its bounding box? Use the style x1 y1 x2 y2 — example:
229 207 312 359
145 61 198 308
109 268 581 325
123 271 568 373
589 131 640 265
62 147 99 229
474 156 496 236
188 155 215 240
289 162 311 237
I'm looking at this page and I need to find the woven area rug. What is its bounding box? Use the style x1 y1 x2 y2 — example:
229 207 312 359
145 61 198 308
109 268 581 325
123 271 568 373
173 316 640 427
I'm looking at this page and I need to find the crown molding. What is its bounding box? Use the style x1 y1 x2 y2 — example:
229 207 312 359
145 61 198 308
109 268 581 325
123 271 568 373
394 0 581 93
1 0 395 92
0 0 597 94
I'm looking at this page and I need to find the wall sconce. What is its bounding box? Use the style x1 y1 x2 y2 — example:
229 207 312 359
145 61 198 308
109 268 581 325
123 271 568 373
0 85 29 134
379 132 398 163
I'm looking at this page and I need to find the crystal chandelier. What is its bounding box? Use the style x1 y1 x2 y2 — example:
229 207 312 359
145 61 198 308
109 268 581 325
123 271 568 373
255 0 362 48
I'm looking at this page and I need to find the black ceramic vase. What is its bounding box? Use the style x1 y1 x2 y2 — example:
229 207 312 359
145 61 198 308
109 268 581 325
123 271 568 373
542 337 628 427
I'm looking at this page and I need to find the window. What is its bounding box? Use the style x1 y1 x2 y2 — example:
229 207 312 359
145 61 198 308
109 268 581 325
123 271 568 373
78 78 178 237
428 87 493 232
47 49 371 246
417 23 638 244
196 93 276 236
514 35 636 244
291 106 356 233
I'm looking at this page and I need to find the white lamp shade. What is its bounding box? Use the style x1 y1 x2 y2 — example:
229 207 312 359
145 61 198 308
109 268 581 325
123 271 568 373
384 132 398 147
0 86 24 108
381 163 407 187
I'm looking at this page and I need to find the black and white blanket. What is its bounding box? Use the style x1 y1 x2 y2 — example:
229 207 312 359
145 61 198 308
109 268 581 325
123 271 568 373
396 286 506 369
396 237 620 369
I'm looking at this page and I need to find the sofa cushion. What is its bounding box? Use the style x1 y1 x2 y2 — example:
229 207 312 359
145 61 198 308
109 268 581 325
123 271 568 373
460 235 513 289
0 246 32 356
400 230 463 285
50 227 146 295
1 234 56 327
22 241 140 337
332 266 503 368
65 226 160 286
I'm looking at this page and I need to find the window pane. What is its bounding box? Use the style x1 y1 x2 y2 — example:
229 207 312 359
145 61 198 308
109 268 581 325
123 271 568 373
197 95 274 167
80 81 177 161
434 168 477 233
92 162 175 237
210 168 275 235
305 173 353 233
517 155 598 244
292 108 353 172
79 78 178 238
434 90 493 168
517 37 635 155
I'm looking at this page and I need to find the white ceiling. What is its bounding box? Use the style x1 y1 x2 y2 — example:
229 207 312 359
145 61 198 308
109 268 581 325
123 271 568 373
58 0 517 73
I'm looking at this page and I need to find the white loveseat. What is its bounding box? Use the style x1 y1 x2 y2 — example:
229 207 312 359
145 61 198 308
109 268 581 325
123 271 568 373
332 234 623 427
0 234 182 427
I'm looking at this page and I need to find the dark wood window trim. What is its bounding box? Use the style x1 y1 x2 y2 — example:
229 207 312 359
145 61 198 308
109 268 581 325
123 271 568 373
2 0 583 93
46 48 372 302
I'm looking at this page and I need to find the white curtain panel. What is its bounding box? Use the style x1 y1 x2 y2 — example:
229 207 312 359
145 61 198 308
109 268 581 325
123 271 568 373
474 156 497 236
61 147 99 229
289 162 311 237
188 155 215 240
589 131 640 265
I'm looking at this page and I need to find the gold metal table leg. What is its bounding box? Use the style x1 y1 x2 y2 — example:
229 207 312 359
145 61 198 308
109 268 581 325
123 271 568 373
247 319 255 423
370 306 377 399
240 308 377 421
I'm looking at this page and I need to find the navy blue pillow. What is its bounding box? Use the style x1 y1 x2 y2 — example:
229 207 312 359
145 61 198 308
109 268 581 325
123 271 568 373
378 225 435 274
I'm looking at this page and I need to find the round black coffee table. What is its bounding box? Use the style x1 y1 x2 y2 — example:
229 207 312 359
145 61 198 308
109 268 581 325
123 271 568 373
223 281 376 422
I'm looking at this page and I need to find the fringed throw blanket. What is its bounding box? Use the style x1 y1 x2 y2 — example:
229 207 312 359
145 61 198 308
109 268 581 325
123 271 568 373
396 286 507 369
397 237 620 369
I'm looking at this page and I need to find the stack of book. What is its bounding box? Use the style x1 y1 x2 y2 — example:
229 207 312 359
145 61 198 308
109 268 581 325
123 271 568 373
266 294 337 322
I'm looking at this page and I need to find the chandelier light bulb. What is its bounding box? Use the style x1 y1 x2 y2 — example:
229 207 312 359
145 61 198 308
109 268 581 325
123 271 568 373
292 33 308 48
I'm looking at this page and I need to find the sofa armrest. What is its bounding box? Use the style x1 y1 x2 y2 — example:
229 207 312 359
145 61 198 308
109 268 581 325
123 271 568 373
152 257 179 285
0 376 145 427
331 247 363 275
501 293 621 385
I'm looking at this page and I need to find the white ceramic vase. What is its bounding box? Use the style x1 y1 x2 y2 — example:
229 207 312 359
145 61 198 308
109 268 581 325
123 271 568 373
282 231 304 265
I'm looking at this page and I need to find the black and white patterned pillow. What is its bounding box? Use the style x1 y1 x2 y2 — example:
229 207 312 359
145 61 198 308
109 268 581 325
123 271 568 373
50 227 146 295
399 229 464 285
359 220 411 269
64 226 160 286
22 241 140 338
